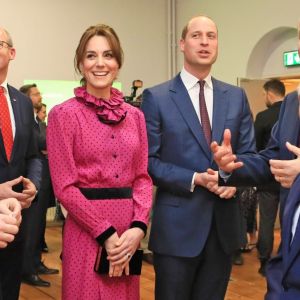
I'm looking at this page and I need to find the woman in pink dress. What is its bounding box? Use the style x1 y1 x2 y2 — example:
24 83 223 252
47 24 152 300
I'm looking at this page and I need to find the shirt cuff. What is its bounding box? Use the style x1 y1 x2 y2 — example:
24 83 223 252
219 169 232 183
95 226 116 246
190 173 196 192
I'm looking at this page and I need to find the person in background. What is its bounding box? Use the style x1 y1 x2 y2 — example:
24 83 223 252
36 103 55 253
141 15 255 300
0 27 41 300
19 85 59 288
254 79 285 276
37 103 47 123
47 24 152 300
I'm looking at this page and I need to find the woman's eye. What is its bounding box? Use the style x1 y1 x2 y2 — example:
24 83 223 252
86 54 95 59
104 52 113 58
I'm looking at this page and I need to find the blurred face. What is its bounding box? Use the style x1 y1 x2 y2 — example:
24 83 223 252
263 90 272 108
298 22 300 56
29 87 42 110
0 29 15 80
80 35 119 99
37 105 47 122
180 17 218 76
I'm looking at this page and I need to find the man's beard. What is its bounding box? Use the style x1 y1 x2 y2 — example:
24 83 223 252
34 102 42 110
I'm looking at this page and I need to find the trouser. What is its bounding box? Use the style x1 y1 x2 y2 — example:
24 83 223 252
153 222 232 300
257 191 280 261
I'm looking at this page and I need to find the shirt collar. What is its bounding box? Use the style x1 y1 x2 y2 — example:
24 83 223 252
0 80 9 94
180 67 213 91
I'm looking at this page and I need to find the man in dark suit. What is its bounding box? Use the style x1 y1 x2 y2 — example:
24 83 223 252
19 85 58 287
211 21 300 299
254 79 285 276
141 15 256 300
0 27 41 300
37 103 56 253
266 174 300 300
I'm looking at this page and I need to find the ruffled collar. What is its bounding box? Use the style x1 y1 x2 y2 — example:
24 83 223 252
74 86 127 125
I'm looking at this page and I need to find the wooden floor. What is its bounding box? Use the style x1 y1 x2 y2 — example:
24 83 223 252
20 226 280 300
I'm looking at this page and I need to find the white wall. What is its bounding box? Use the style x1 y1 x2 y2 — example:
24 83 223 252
2 0 300 98
1 0 169 96
175 0 300 84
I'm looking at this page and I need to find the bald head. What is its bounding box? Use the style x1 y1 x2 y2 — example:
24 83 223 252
181 15 218 40
0 28 13 47
0 27 16 83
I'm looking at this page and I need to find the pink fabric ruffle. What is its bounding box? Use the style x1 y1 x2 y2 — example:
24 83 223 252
75 86 127 124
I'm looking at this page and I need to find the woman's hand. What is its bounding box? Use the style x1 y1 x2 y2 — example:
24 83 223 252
104 232 125 277
107 228 144 269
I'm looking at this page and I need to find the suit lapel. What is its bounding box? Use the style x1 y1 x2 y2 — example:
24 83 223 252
282 176 300 277
169 75 211 158
283 92 299 149
211 78 229 147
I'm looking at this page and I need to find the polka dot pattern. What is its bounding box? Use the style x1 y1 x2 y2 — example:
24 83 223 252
47 97 152 300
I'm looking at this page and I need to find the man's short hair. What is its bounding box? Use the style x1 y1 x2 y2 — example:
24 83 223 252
19 84 37 96
263 79 285 97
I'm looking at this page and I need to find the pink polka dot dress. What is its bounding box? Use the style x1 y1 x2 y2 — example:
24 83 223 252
47 87 152 300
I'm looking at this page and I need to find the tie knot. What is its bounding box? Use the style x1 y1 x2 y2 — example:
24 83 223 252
199 80 205 89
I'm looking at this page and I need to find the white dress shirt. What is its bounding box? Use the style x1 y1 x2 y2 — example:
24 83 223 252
180 68 214 191
291 203 300 243
180 68 213 127
0 80 16 138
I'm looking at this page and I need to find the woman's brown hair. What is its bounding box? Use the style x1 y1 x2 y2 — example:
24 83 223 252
74 24 124 85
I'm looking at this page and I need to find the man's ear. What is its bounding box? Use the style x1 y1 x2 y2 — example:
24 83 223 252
9 47 16 61
179 39 185 53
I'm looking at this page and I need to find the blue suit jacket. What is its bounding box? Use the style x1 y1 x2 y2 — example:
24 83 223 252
266 175 300 300
226 91 299 216
141 74 256 257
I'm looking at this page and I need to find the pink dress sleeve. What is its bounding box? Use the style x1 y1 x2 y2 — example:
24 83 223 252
131 110 153 226
47 105 113 239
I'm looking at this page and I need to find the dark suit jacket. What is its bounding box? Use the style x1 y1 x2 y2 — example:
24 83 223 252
141 74 256 257
265 175 300 300
255 101 283 152
0 85 42 241
36 121 55 207
254 101 282 193
226 91 299 213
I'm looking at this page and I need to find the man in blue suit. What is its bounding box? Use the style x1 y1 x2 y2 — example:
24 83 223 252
211 21 300 300
141 15 256 300
266 174 300 300
0 27 41 300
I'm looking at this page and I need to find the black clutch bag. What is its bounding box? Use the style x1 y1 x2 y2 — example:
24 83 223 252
94 248 143 276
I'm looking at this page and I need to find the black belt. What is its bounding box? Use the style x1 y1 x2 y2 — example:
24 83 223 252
79 187 132 200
